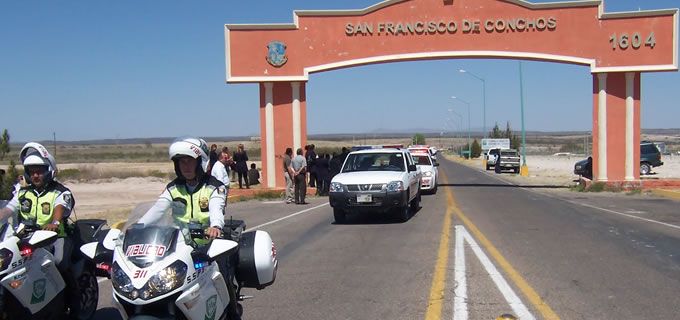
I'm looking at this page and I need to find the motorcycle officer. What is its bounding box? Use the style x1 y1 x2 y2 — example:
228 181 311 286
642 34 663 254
0 142 86 313
138 137 242 317
138 137 226 238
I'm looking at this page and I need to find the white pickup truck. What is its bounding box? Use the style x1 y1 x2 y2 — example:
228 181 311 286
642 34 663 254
486 148 521 173
329 148 422 223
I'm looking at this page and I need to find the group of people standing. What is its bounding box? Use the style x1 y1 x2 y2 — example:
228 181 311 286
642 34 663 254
207 143 259 189
282 144 350 205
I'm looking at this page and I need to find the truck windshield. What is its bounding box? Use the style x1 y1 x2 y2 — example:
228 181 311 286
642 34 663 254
342 153 405 172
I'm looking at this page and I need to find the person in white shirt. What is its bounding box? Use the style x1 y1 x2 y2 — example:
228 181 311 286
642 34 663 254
211 151 230 187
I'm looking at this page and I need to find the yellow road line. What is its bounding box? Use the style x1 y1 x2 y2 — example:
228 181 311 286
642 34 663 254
424 175 453 320
442 170 561 320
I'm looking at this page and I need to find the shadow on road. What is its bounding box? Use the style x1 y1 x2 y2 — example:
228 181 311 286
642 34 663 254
438 183 570 189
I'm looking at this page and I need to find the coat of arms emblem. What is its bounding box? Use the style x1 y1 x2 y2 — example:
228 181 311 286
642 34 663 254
266 41 288 67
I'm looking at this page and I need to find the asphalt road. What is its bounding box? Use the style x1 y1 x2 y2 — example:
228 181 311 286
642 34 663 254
94 157 680 319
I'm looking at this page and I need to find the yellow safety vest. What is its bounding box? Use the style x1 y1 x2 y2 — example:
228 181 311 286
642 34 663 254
17 182 71 236
167 180 219 227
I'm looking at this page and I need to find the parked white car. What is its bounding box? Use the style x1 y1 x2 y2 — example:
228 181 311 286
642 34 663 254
411 151 438 194
329 148 422 223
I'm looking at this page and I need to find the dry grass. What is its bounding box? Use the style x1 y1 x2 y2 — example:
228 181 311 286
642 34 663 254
58 165 173 182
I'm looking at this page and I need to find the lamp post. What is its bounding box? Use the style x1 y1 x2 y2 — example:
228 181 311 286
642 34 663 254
447 109 463 156
518 61 528 176
459 68 486 138
451 96 471 158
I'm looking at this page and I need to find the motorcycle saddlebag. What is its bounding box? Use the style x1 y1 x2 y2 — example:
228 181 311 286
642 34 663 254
236 230 277 289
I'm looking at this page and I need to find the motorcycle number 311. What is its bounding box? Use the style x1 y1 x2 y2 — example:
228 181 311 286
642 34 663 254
609 32 656 50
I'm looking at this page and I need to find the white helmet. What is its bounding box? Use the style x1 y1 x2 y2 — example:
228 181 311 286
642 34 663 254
168 137 210 179
20 142 57 183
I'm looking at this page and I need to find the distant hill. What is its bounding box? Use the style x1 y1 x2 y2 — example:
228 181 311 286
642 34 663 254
10 128 679 146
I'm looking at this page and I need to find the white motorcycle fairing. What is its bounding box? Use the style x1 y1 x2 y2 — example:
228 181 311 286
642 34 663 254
109 222 235 320
0 225 65 315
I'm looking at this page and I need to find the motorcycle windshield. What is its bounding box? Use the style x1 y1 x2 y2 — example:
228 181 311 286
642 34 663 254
120 202 187 268
123 226 178 268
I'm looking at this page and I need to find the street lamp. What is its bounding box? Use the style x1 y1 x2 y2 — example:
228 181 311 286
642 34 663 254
451 96 471 158
459 68 486 138
518 61 528 176
447 109 463 155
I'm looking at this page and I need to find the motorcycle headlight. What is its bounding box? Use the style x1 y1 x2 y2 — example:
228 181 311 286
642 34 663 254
0 248 13 272
385 181 404 192
330 182 345 192
423 171 433 177
140 261 187 300
111 262 134 296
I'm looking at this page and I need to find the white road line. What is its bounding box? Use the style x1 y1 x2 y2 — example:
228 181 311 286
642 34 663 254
556 196 680 231
246 202 329 232
459 225 535 320
474 165 680 232
453 225 468 320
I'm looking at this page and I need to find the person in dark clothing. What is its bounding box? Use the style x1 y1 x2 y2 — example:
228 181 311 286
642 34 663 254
305 144 317 188
233 143 249 188
329 147 350 179
208 144 219 173
248 163 260 185
315 153 331 196
494 152 502 174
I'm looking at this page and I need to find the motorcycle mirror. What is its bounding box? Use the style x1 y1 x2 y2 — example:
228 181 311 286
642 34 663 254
207 239 238 260
103 229 121 251
28 230 58 248
81 242 98 259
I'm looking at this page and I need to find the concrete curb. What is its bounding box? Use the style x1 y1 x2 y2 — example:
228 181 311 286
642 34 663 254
650 189 680 201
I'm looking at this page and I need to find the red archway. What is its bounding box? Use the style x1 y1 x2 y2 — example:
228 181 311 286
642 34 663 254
225 0 678 188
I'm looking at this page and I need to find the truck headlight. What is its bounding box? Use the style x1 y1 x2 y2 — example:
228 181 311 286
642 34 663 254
330 182 345 192
385 181 404 192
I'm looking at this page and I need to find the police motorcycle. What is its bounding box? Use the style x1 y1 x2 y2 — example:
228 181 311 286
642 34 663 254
81 202 277 320
0 200 100 320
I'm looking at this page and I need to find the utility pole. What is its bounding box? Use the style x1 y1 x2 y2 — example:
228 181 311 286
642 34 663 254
519 61 528 176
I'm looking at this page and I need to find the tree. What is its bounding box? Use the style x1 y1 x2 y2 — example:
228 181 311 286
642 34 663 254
489 122 503 138
412 133 426 145
0 161 18 200
0 129 9 160
504 121 513 140
0 129 17 200
511 133 521 150
471 139 482 158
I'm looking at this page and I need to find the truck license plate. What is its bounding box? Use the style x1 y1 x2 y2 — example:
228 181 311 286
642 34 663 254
357 194 372 203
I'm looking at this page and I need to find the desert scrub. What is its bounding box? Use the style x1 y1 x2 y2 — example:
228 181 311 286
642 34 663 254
58 165 171 182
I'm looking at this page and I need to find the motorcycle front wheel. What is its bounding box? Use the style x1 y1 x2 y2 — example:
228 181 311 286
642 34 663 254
68 264 99 320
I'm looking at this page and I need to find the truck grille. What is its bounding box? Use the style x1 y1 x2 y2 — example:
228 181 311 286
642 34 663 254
347 184 385 192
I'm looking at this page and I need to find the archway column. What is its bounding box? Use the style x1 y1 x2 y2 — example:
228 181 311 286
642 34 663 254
259 81 307 188
592 72 641 183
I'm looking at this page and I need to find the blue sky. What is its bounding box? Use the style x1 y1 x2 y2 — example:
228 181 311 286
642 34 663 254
1 0 678 142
